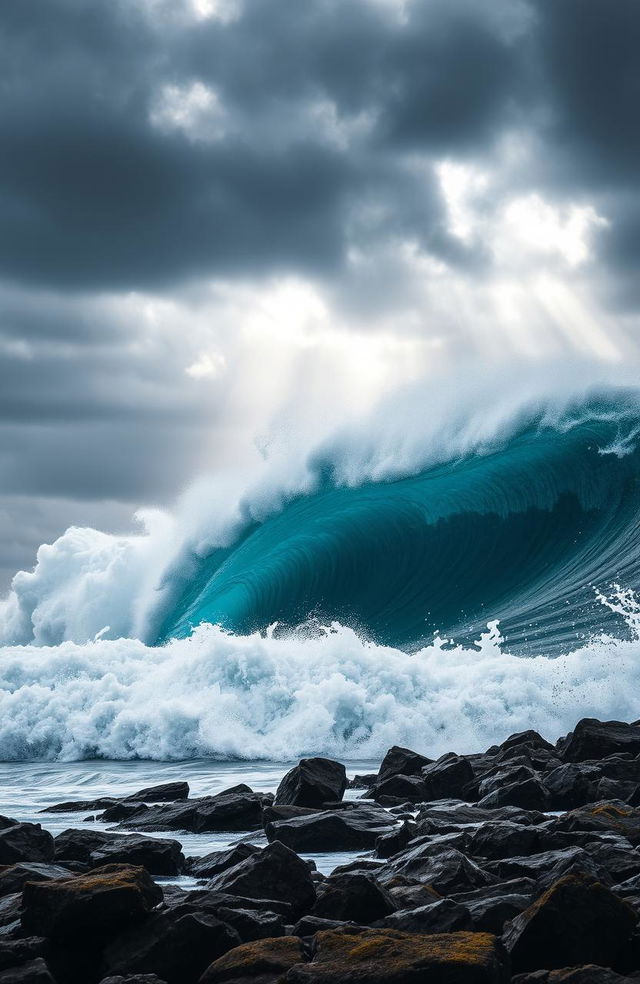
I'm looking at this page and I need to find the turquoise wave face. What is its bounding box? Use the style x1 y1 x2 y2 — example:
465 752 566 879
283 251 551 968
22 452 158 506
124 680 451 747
155 405 640 655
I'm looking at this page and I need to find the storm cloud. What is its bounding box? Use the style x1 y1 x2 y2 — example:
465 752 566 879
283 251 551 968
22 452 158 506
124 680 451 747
0 0 638 586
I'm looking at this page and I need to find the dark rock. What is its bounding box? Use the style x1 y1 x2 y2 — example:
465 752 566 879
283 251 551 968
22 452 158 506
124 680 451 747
422 755 477 801
453 878 536 905
0 938 47 973
187 844 261 879
467 821 540 860
597 779 638 804
0 895 21 931
99 976 167 984
0 825 54 866
275 759 346 808
614 871 640 896
286 929 510 983
402 829 470 854
503 873 638 973
378 746 433 781
115 800 197 833
214 906 285 943
478 777 550 812
487 847 603 885
498 730 555 755
103 906 240 984
551 801 640 845
0 959 55 983
494 747 561 772
312 873 395 924
478 766 539 800
346 774 377 790
330 860 386 878
21 863 162 942
383 843 494 894
415 803 546 830
126 782 189 803
100 803 150 823
366 774 427 805
264 806 396 852
544 764 601 810
512 968 640 983
164 888 293 920
206 841 315 917
89 833 185 875
199 937 306 984
375 820 415 858
382 898 473 934
40 798 118 814
262 806 317 826
192 790 269 833
387 883 441 910
0 863 75 897
583 841 640 883
467 894 531 934
117 787 268 834
293 916 361 936
54 828 115 863
558 719 640 763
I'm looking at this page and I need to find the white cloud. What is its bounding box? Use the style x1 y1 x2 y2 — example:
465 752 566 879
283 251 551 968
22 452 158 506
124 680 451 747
150 81 226 141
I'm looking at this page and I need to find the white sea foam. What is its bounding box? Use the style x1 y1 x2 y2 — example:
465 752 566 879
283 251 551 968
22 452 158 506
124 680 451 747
0 601 637 761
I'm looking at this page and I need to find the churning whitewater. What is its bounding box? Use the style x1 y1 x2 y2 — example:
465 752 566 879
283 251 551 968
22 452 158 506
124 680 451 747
2 381 640 761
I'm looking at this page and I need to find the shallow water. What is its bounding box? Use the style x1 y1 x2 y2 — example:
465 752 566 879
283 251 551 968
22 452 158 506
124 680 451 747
0 758 380 878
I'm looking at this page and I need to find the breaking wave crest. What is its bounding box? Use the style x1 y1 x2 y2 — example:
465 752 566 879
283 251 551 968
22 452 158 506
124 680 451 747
2 378 640 759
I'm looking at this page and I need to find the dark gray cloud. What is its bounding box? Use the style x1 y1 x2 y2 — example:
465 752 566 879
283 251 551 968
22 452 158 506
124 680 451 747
1 0 639 587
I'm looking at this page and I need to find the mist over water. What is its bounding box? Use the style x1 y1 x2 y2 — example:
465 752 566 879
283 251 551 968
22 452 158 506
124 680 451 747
2 366 640 760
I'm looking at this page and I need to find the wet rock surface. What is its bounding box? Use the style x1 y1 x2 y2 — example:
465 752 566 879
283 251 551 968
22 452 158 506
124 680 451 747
8 722 640 981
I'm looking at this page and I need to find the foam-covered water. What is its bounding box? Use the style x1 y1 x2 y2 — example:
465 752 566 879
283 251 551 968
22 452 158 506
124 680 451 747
0 608 638 761
2 379 640 761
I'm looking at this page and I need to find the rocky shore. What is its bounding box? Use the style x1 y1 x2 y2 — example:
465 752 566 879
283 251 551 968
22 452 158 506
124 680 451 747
4 718 640 981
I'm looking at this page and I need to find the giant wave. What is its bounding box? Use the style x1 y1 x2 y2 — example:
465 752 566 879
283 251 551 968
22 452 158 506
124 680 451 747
2 381 640 759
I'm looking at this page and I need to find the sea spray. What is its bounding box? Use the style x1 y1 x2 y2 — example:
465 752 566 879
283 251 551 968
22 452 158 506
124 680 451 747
0 589 637 761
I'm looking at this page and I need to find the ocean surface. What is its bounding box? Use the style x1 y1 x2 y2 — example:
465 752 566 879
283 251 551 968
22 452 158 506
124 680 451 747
1 387 640 762
0 759 379 877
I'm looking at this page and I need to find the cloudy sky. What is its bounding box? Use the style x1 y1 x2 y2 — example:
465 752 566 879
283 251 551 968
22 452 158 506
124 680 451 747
0 0 638 588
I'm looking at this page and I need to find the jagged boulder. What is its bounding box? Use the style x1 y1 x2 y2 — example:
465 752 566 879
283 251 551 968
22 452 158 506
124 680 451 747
558 719 640 762
199 937 306 984
21 864 162 942
383 843 494 894
187 843 261 879
478 777 550 812
274 759 347 808
89 833 185 875
117 787 268 834
265 806 396 852
378 746 434 781
422 755 477 801
0 825 54 866
503 873 638 974
103 906 240 984
366 774 428 805
0 959 56 983
382 898 473 934
291 929 509 983
467 821 540 861
206 842 316 917
125 782 189 803
54 828 115 863
0 863 75 898
312 873 395 924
